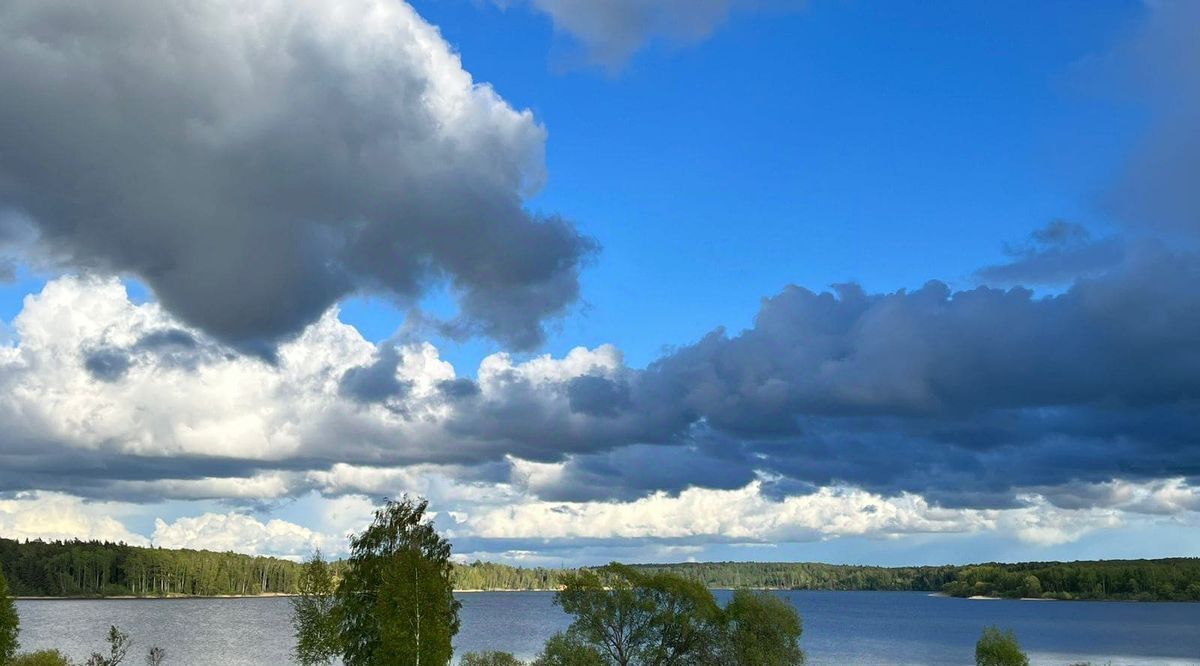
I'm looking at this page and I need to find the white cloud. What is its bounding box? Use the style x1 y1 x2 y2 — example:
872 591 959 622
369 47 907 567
2 278 1199 560
152 512 328 559
0 276 635 472
0 492 147 545
997 505 1122 548
462 480 974 541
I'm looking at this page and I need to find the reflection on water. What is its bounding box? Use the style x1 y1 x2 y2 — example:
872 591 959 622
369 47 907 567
15 591 1200 665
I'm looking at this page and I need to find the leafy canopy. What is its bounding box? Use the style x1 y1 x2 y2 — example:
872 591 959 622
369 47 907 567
554 563 724 666
0 565 18 664
9 651 73 666
460 651 525 666
975 626 1030 666
292 551 341 666
724 589 805 666
531 633 606 666
336 496 462 666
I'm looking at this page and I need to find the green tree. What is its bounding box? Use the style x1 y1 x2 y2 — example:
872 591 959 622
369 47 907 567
554 563 723 666
84 625 132 666
460 652 525 666
0 565 18 664
9 651 73 666
639 570 725 665
531 633 605 666
975 626 1029 666
1020 575 1042 599
292 551 341 665
724 590 805 665
336 497 461 666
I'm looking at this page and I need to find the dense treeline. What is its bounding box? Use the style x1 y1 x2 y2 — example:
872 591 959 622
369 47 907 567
3 537 1198 601
453 561 564 590
941 559 1200 601
451 561 962 592
0 538 301 597
629 561 962 591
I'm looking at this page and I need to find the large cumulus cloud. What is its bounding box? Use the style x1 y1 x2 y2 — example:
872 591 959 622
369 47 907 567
6 234 1200 513
0 0 594 352
4 255 1200 557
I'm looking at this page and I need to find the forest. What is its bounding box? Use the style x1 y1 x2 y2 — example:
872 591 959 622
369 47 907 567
940 558 1200 601
628 561 962 591
2 537 1198 601
0 538 302 597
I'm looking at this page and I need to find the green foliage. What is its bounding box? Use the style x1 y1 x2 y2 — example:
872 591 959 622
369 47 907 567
942 559 1200 601
3 535 1197 603
292 551 341 665
84 625 132 666
724 590 805 666
0 537 302 598
336 496 461 666
0 565 18 664
460 651 525 666
555 563 724 666
975 626 1029 666
9 651 73 666
452 562 563 591
628 561 961 593
530 633 605 666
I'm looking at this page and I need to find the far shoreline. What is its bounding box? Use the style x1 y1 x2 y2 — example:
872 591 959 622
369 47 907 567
17 589 1192 602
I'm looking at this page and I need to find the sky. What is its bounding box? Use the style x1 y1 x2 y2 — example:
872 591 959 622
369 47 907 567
1 0 1199 567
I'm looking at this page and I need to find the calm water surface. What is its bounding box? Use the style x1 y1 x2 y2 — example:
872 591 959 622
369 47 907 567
16 591 1200 665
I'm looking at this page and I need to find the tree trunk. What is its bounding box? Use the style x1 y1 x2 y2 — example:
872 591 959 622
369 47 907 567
414 560 421 666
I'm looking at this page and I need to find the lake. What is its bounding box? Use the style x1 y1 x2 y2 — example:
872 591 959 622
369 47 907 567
14 591 1200 665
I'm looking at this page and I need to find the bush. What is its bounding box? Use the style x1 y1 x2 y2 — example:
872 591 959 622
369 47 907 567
10 650 74 666
975 626 1029 666
530 633 605 666
461 651 525 666
724 590 805 665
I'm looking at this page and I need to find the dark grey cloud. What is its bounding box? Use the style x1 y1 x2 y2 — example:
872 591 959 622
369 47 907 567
339 345 412 409
976 221 1126 285
136 330 198 351
82 327 227 381
509 0 799 68
83 348 132 383
427 241 1200 506
438 378 482 400
4 1 1200 519
567 375 633 417
0 0 594 353
8 238 1200 513
518 443 756 502
1106 1 1200 236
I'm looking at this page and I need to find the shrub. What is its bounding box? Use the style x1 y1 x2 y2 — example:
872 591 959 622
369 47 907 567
725 589 805 665
10 650 74 666
461 651 525 666
975 626 1029 666
530 633 605 666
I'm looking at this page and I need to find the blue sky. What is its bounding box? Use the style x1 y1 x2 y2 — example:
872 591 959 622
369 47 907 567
1 0 1199 566
334 0 1146 372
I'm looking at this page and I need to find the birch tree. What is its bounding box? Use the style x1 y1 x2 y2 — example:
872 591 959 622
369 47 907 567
337 497 461 666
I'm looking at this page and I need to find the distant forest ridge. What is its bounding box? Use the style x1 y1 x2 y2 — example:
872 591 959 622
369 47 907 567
3 538 1199 601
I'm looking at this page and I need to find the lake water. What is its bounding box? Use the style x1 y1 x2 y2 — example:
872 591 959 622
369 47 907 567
14 591 1200 665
